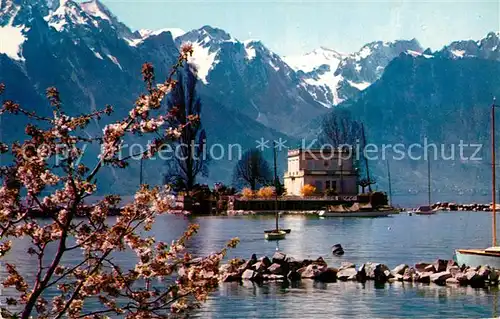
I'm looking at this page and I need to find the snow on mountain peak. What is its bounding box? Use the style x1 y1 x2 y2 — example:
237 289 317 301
44 0 90 31
284 46 345 73
0 3 28 61
80 0 110 21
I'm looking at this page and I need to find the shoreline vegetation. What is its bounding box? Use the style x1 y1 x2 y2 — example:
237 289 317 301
218 252 500 288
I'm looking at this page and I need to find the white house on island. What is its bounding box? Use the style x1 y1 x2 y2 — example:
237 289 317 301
283 148 358 196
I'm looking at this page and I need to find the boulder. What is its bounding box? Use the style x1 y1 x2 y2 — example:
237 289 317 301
258 256 272 268
393 273 404 281
337 267 358 281
391 264 409 275
238 255 258 272
430 271 452 285
219 263 234 274
477 265 491 280
454 272 468 284
466 270 481 283
316 267 338 282
424 264 436 273
267 263 283 275
301 259 314 268
363 263 390 282
221 272 241 282
287 270 301 281
314 256 327 266
339 262 356 270
415 272 432 283
268 274 285 281
272 252 287 265
402 268 415 282
241 269 262 282
251 261 268 273
301 264 328 279
384 270 394 280
446 277 460 285
332 244 345 256
432 259 448 273
447 266 461 277
357 265 367 282
446 260 459 271
415 262 431 272
489 269 499 283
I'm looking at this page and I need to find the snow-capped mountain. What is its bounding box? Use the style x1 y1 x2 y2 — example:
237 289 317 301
288 39 423 107
439 31 500 60
174 25 326 136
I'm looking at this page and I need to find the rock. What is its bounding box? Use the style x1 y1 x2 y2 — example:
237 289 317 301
258 256 272 268
454 272 468 284
219 263 234 274
416 272 433 283
287 270 301 281
415 262 431 272
272 252 287 265
252 261 267 273
357 265 367 282
242 269 262 281
301 264 328 279
221 272 241 282
384 270 394 280
403 268 416 282
394 273 404 281
238 255 258 272
447 266 461 277
314 256 327 266
430 271 452 285
363 263 390 282
446 260 459 271
391 264 409 275
332 244 344 256
339 262 356 270
477 265 491 280
489 269 499 282
424 264 436 273
301 259 313 268
316 267 338 282
337 267 358 281
466 269 481 283
267 263 283 275
432 259 448 273
446 277 460 285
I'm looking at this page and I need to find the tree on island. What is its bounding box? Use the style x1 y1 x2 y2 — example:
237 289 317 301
232 149 273 191
0 45 237 319
163 64 208 195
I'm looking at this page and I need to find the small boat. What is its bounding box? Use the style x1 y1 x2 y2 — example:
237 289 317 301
455 101 500 267
414 205 436 215
264 228 291 234
265 230 287 240
264 142 288 240
318 210 392 218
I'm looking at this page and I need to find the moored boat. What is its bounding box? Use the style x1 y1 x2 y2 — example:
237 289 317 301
455 101 500 267
265 230 287 240
414 205 436 215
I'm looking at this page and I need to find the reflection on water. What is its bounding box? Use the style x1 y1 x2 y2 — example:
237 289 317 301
1 212 498 318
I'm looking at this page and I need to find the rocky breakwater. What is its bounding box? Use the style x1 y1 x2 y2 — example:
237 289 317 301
219 253 500 287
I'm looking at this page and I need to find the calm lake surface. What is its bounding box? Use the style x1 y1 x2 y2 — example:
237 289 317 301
2 211 499 318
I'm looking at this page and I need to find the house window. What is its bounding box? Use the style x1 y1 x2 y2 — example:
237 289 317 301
314 181 322 191
326 181 330 189
331 181 337 190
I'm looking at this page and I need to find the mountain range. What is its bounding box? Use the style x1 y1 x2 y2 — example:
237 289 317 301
1 0 499 201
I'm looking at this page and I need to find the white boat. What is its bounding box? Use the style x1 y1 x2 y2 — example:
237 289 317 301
265 230 287 240
414 205 436 215
318 210 392 218
455 101 500 268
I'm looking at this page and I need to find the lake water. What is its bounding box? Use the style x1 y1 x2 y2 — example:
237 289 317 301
2 212 499 318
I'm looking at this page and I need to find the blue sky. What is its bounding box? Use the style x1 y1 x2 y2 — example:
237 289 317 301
100 0 499 56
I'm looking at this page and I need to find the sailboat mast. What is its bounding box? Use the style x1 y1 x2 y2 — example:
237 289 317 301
273 141 278 231
386 160 392 207
361 123 372 192
428 157 431 206
492 102 497 247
